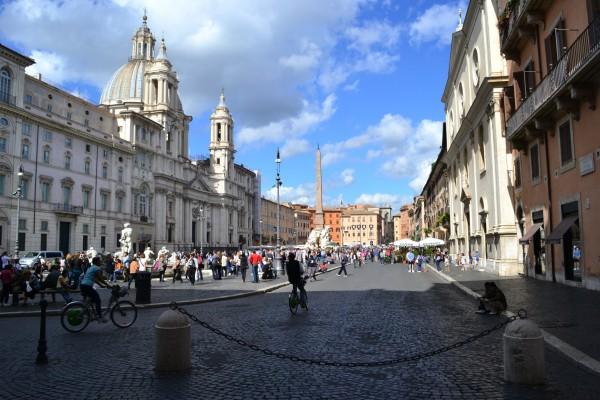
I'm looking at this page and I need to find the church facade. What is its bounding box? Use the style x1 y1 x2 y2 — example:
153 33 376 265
0 16 260 257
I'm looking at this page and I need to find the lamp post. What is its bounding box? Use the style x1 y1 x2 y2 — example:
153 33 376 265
294 212 298 245
274 148 283 276
259 219 263 246
13 165 24 261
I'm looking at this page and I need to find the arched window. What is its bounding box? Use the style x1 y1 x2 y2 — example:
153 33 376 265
84 158 91 175
0 68 11 103
64 152 71 170
458 83 465 118
472 48 480 87
21 140 30 160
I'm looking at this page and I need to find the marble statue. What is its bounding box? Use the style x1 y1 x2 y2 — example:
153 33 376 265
306 226 331 249
86 246 98 263
119 222 133 258
144 246 155 267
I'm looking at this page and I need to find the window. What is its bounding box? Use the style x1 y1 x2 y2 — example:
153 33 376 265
545 19 566 72
100 192 108 210
43 147 51 164
0 137 6 152
117 195 124 213
118 167 123 183
0 174 4 196
217 123 222 141
41 220 48 231
478 126 485 171
47 103 52 113
216 158 220 165
514 156 522 188
18 218 26 230
82 190 90 208
85 144 91 153
43 130 53 142
458 83 465 117
66 111 72 121
40 233 47 251
62 186 71 206
84 119 89 127
82 224 89 234
558 119 574 168
100 225 106 235
102 164 108 179
65 137 72 147
24 94 32 105
41 182 50 203
18 232 25 251
22 122 32 136
530 143 541 182
21 179 29 199
65 154 71 170
100 236 106 250
168 201 173 218
82 235 88 250
22 142 29 159
103 149 109 158
84 159 91 175
0 68 11 103
472 48 480 86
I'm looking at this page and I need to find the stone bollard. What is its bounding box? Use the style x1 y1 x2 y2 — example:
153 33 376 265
155 309 191 372
503 318 545 384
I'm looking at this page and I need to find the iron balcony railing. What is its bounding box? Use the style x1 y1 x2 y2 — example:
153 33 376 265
500 0 531 49
53 203 83 214
507 16 600 138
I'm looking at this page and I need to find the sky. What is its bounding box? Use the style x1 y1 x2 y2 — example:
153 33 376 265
0 0 467 212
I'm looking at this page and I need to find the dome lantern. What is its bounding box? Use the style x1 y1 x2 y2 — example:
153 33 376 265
131 11 156 61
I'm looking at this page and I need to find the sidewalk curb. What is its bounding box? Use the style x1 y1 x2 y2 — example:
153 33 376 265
0 265 341 319
425 264 600 377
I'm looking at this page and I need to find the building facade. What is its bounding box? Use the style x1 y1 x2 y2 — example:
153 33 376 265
421 124 450 241
500 0 600 289
260 198 296 245
393 204 414 241
341 208 383 246
443 0 518 275
0 16 259 257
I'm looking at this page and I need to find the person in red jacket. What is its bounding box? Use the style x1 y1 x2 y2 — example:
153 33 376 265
1 264 15 305
249 251 262 283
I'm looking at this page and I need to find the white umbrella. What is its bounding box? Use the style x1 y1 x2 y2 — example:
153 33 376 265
394 238 419 248
419 237 445 247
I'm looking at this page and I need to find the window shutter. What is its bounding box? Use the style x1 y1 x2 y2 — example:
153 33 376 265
545 33 555 72
513 71 526 101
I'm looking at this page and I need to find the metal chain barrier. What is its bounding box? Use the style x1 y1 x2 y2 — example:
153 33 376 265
171 302 527 367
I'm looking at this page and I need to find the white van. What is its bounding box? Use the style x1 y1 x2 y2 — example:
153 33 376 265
19 251 64 269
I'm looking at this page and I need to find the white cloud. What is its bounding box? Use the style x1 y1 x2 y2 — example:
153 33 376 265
321 116 443 193
264 183 315 205
26 50 68 85
409 2 466 46
280 138 311 158
345 20 401 54
355 193 401 208
237 94 336 145
343 79 359 91
0 0 367 129
340 168 354 185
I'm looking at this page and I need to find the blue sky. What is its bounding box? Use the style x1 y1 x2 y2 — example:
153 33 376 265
0 0 466 211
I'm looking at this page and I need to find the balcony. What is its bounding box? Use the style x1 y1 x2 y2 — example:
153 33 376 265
52 203 83 215
499 0 548 61
507 17 600 140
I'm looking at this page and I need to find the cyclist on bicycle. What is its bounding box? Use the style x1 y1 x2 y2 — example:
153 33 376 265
80 256 111 323
285 253 307 308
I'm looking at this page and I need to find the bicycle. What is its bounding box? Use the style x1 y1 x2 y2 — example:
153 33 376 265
60 284 137 333
288 276 308 315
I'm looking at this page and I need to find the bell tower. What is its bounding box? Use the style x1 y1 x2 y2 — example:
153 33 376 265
131 11 155 60
209 90 234 178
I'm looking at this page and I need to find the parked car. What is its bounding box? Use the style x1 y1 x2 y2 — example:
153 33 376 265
19 251 64 269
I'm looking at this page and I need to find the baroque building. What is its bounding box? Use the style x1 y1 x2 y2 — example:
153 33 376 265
0 16 259 256
442 0 518 275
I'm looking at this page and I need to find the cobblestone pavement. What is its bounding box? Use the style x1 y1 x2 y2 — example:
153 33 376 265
0 270 288 315
435 265 600 361
1 262 598 399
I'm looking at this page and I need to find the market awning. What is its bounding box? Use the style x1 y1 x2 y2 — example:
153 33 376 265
546 216 578 244
519 223 543 244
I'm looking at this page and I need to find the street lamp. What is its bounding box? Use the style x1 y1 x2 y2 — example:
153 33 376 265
274 148 283 276
13 165 24 261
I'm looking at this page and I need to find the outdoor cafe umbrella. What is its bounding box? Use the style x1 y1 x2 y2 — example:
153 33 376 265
394 238 420 248
418 237 445 247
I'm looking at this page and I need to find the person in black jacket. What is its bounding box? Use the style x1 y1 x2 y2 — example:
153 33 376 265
285 253 307 307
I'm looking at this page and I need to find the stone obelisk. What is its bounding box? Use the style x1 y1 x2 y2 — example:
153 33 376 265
314 146 324 229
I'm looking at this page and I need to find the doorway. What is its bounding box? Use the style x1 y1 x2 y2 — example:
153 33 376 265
561 201 581 282
59 221 70 254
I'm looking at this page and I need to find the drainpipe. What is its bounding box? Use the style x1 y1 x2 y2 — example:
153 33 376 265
543 131 556 283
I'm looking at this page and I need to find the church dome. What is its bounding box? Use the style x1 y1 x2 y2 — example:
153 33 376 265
100 59 148 105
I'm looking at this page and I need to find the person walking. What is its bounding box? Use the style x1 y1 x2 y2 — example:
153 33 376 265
249 250 262 283
172 256 183 283
406 249 415 273
239 251 249 282
337 252 348 277
127 256 139 289
186 256 197 285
